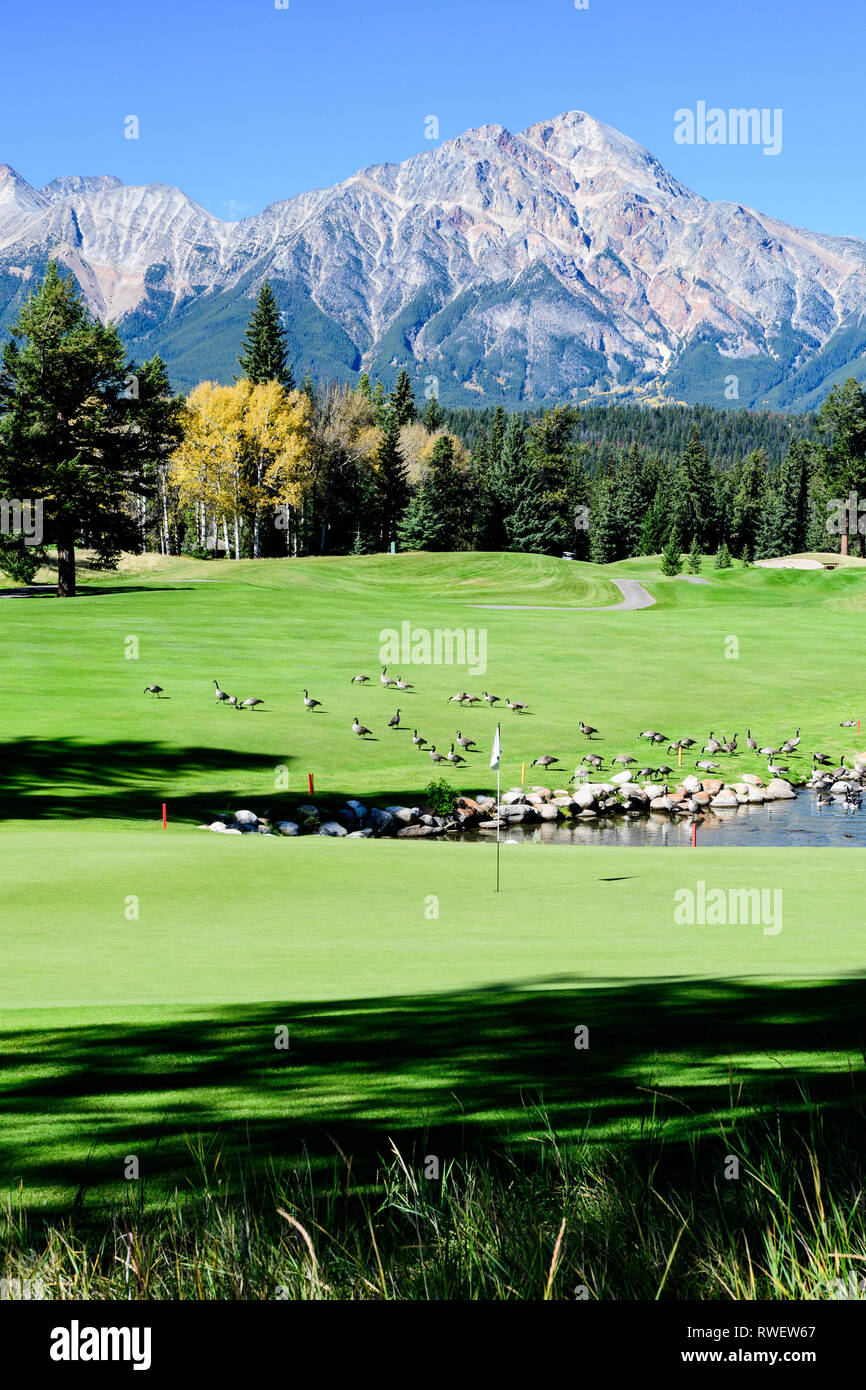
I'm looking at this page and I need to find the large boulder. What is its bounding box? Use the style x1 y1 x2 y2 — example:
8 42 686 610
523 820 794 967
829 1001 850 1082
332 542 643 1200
387 805 419 825
642 783 664 800
747 787 766 803
347 799 368 821
318 821 348 836
573 786 597 809
502 790 527 806
539 804 561 821
609 770 635 786
475 794 497 809
741 774 764 786
297 804 318 817
396 824 436 837
700 779 723 795
711 788 740 808
766 778 796 800
681 774 702 793
275 821 300 836
370 807 396 834
346 828 373 838
234 809 258 826
650 796 675 812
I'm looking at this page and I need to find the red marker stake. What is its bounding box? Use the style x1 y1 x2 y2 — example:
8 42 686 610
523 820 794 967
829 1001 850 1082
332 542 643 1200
692 821 697 848
162 802 167 830
308 772 315 796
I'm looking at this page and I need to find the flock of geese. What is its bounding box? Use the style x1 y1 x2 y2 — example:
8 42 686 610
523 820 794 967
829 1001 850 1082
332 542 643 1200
144 675 862 808
348 668 532 765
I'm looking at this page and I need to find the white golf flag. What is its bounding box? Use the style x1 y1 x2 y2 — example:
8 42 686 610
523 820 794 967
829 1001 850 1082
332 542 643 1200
490 724 501 770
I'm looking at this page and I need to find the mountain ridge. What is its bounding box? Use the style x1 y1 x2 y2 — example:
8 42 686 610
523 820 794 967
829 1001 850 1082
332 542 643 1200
2 110 865 410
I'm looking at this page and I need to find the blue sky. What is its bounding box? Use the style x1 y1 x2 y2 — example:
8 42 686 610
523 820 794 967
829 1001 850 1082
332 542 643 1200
3 0 862 236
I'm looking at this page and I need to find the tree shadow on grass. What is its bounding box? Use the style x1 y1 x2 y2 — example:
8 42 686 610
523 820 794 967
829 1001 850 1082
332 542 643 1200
1 976 865 1215
0 737 294 823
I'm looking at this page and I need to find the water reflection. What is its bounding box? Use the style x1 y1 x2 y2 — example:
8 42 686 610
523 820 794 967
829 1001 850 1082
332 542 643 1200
457 796 866 848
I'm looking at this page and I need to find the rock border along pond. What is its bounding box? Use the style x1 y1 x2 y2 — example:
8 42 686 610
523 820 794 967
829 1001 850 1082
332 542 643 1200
199 770 804 840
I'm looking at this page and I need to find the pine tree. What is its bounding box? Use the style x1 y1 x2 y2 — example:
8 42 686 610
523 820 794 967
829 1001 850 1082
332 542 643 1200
741 542 752 566
660 539 683 576
421 393 443 433
0 261 172 596
390 367 416 426
687 536 702 574
713 541 732 569
237 281 294 388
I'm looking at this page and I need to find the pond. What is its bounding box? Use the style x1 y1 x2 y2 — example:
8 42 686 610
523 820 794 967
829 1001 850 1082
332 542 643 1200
455 793 866 849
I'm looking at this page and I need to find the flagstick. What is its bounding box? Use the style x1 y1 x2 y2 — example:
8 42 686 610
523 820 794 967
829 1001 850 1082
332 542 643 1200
496 736 501 894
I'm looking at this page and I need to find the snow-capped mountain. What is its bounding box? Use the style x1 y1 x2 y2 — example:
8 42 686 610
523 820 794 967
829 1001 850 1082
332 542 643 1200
2 110 865 410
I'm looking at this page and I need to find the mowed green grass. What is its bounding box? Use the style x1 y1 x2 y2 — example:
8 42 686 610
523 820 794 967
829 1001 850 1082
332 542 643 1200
2 549 866 830
2 550 866 1206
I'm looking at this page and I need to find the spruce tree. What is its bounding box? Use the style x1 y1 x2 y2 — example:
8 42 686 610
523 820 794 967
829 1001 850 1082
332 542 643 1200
397 479 444 550
687 536 702 574
589 475 619 565
637 491 668 555
713 541 733 569
421 393 443 433
237 281 294 388
374 408 409 549
660 539 683 576
390 367 416 426
670 425 716 550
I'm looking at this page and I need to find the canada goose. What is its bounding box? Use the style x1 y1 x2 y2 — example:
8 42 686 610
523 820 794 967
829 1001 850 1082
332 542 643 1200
583 753 604 769
655 764 673 777
350 674 369 684
483 691 500 705
766 762 789 778
650 732 667 745
455 731 477 750
696 760 720 772
395 676 414 691
352 716 372 739
703 733 721 754
226 695 239 708
213 680 230 703
448 691 469 705
746 730 758 752
412 730 426 748
380 666 397 688
447 744 466 764
840 718 857 727
639 730 660 741
579 721 598 738
678 737 696 749
531 755 559 768
463 693 481 706
759 746 779 757
812 752 832 765
724 734 738 755
303 689 321 713
786 728 801 749
388 709 401 729
143 684 163 698
428 745 446 763
507 699 529 713
613 754 636 766
816 791 833 807
568 767 590 782
638 766 655 779
239 697 264 711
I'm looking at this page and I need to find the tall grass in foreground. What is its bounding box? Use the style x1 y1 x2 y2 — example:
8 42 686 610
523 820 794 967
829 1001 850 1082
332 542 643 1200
2 1108 865 1300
